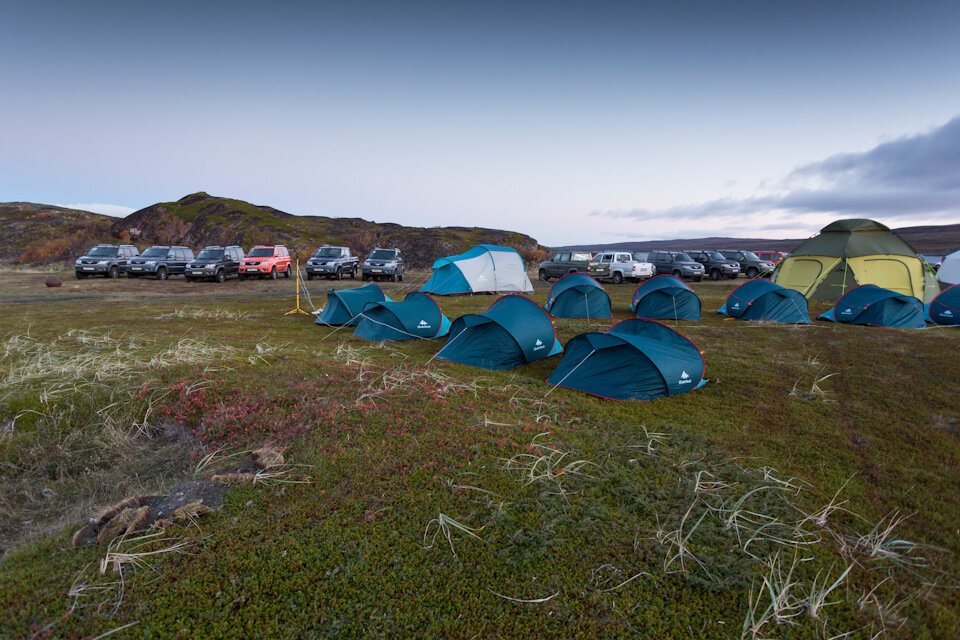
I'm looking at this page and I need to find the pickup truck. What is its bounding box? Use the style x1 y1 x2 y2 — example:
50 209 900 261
588 251 655 284
538 251 594 281
306 246 359 280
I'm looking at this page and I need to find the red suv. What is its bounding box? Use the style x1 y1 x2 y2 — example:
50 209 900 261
755 250 787 264
240 245 292 280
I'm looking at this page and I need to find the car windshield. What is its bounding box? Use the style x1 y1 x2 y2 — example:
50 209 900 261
314 248 341 258
675 253 694 262
196 249 223 261
707 251 726 261
248 248 275 257
368 250 395 260
140 248 168 258
742 251 760 261
87 246 118 257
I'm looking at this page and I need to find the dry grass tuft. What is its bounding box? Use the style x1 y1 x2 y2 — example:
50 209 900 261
211 472 258 485
252 445 285 469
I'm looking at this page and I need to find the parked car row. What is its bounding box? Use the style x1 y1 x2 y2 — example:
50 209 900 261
74 243 405 283
538 247 781 283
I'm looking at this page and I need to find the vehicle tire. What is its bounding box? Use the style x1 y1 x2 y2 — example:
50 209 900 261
215 270 226 283
673 270 682 278
612 271 623 285
399 271 404 282
270 267 278 280
392 271 399 282
335 267 342 281
306 274 314 281
710 269 721 281
157 267 168 281
746 267 759 279
108 266 119 279
239 274 247 281
284 266 291 278
76 273 86 279
350 267 357 279
538 269 549 282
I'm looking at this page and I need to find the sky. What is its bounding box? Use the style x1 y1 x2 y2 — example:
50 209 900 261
1 1 959 245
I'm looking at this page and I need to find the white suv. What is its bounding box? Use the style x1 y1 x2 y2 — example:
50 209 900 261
589 251 655 284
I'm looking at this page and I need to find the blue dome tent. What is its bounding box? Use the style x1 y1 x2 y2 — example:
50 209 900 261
544 273 612 319
819 284 925 328
546 319 706 401
718 279 811 323
926 284 960 326
353 292 452 341
419 245 534 295
434 295 562 370
315 283 389 327
630 275 701 321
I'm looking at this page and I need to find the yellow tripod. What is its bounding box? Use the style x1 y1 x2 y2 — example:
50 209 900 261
284 258 312 316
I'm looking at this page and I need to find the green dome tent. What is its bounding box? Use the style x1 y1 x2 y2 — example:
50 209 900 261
772 219 939 303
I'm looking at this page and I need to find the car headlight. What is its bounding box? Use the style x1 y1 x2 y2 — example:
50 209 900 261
145 260 156 264
206 264 216 268
75 259 82 264
97 260 109 265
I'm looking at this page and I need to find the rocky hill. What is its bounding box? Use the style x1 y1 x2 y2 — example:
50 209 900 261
4 193 546 268
109 193 544 267
0 203 115 264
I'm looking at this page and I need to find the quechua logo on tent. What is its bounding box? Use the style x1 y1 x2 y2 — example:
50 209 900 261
678 371 692 385
533 338 545 351
418 319 431 328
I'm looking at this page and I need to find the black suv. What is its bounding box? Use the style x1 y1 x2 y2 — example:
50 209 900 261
362 248 405 281
125 246 194 280
647 251 705 281
75 244 139 279
185 246 244 282
687 250 740 280
718 250 776 279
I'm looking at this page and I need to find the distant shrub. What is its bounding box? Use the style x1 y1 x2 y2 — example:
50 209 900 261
19 237 74 264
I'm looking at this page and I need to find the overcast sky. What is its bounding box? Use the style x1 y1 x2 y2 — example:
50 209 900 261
1 1 958 245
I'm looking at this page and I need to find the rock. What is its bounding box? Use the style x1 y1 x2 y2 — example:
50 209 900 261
45 277 62 287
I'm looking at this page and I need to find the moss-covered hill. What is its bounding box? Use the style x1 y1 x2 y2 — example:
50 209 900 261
0 203 115 264
110 192 546 267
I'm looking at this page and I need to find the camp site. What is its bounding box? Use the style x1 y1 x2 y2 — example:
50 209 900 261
4 3 960 636
0 211 958 639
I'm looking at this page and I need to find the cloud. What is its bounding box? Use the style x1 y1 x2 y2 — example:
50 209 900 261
593 115 960 225
59 203 135 217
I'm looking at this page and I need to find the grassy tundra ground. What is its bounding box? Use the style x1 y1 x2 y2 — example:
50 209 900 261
0 270 957 639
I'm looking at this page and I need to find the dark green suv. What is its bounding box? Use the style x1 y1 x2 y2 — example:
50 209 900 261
125 246 194 280
537 251 594 281
185 246 244 282
74 244 139 279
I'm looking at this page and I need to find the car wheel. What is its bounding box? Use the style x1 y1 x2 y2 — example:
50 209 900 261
108 266 119 279
270 267 278 280
694 276 703 282
284 266 291 278
612 271 623 284
673 270 682 278
350 267 357 279
710 269 721 281
157 267 168 281
335 267 342 280
76 273 86 279
392 271 399 282
746 267 759 279
215 270 226 283
306 274 314 281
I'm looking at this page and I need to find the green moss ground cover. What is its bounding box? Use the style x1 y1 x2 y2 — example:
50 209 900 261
0 272 957 638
